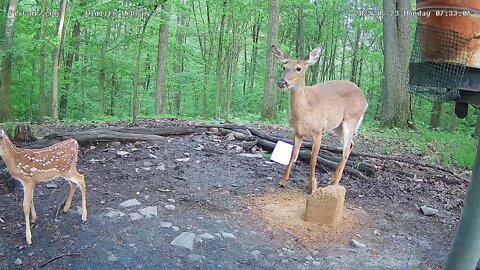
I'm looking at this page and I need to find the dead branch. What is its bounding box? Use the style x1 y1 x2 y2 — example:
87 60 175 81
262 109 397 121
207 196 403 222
39 252 83 268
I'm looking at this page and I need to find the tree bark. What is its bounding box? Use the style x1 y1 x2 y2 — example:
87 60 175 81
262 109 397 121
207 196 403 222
379 0 412 128
49 0 67 119
474 109 480 138
173 1 186 115
0 0 18 122
350 24 362 84
224 3 240 120
295 7 304 59
38 0 47 119
98 17 112 116
154 3 169 115
429 101 443 129
247 13 260 93
261 0 279 120
214 0 227 119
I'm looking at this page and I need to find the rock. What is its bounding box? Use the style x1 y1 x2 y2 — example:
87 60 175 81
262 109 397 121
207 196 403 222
350 239 366 248
160 222 172 228
108 254 118 262
117 150 130 156
120 199 141 208
170 232 196 250
138 206 158 218
306 255 313 261
225 133 235 141
111 142 121 146
105 210 125 218
281 259 289 264
251 250 261 256
194 145 204 151
129 213 143 221
175 158 190 162
27 252 33 257
0 252 4 256
149 154 158 159
142 167 151 171
420 205 438 216
90 145 96 150
197 233 214 240
46 181 57 189
221 233 236 239
239 153 263 158
100 200 106 205
156 164 166 171
14 258 22 266
171 226 179 232
167 198 176 203
165 204 175 210
313 261 321 266
188 254 204 262
143 161 154 167
283 248 295 256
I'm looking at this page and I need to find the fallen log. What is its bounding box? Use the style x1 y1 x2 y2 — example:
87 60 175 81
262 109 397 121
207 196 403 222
44 129 164 145
257 139 369 182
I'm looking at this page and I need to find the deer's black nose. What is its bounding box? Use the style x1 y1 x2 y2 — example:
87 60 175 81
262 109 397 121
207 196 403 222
277 79 288 89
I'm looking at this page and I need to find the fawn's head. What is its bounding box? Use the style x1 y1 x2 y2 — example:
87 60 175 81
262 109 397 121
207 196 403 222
272 45 321 90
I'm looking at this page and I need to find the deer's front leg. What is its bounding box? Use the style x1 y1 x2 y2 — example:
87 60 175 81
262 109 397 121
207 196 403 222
279 134 303 187
309 133 322 194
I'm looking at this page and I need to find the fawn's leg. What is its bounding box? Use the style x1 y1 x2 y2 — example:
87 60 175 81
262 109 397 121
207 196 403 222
76 173 88 221
30 186 37 223
63 181 76 212
279 134 304 187
22 181 35 245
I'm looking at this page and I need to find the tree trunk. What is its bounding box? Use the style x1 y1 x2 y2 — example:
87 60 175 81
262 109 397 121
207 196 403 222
474 109 480 138
59 18 81 119
154 3 169 115
261 0 279 120
379 0 412 128
133 4 159 122
429 101 443 129
224 3 239 120
448 103 457 133
247 14 260 93
49 0 67 119
173 1 186 115
214 0 227 119
38 0 47 119
98 17 112 116
295 7 304 59
0 0 18 122
350 24 362 84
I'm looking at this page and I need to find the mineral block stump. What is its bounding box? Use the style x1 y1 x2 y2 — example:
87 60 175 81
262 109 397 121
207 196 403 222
304 184 346 226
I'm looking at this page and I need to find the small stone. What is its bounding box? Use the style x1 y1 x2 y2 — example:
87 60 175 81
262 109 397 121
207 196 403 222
283 248 295 256
175 158 190 162
0 252 4 256
120 199 141 208
46 181 58 189
129 213 143 221
100 200 106 205
188 254 204 262
14 258 22 266
142 167 151 171
160 222 172 228
350 239 366 248
225 133 235 141
117 150 130 156
239 153 263 158
90 145 96 150
149 154 158 159
281 259 289 264
170 232 196 250
111 142 121 146
27 252 33 257
105 210 125 218
108 254 118 262
143 161 154 167
305 255 313 261
313 261 321 266
172 226 180 232
167 198 176 203
165 204 175 210
197 233 214 240
156 164 166 171
420 205 438 216
221 233 236 239
138 206 158 218
251 250 261 256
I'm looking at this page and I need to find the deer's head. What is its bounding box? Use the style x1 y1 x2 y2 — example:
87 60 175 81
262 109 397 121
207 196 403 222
272 45 321 90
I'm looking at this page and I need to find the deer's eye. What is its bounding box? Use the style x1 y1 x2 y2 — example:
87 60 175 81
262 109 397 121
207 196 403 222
296 67 302 72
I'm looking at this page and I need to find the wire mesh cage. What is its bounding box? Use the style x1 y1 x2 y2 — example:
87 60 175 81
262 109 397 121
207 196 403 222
409 23 472 101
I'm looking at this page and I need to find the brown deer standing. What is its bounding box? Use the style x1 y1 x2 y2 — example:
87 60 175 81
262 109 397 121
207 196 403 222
0 129 87 245
272 45 368 194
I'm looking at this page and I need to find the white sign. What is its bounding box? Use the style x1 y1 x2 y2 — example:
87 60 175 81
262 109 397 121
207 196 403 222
270 141 294 165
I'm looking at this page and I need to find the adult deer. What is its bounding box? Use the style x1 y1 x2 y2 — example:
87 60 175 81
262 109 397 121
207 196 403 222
272 45 368 194
0 129 87 245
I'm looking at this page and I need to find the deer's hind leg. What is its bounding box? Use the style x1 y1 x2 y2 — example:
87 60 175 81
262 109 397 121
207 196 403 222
64 172 87 221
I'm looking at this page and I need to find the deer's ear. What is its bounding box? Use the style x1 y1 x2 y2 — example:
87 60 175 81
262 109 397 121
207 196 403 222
305 47 321 66
271 45 289 64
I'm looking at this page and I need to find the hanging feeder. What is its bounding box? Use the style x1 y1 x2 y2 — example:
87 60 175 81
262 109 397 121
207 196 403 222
409 0 480 118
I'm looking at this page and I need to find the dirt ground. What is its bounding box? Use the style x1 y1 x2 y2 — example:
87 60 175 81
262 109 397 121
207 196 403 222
0 119 472 269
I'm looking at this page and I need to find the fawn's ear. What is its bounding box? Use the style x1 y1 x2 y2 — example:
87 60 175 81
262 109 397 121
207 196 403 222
305 47 321 66
271 45 289 64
